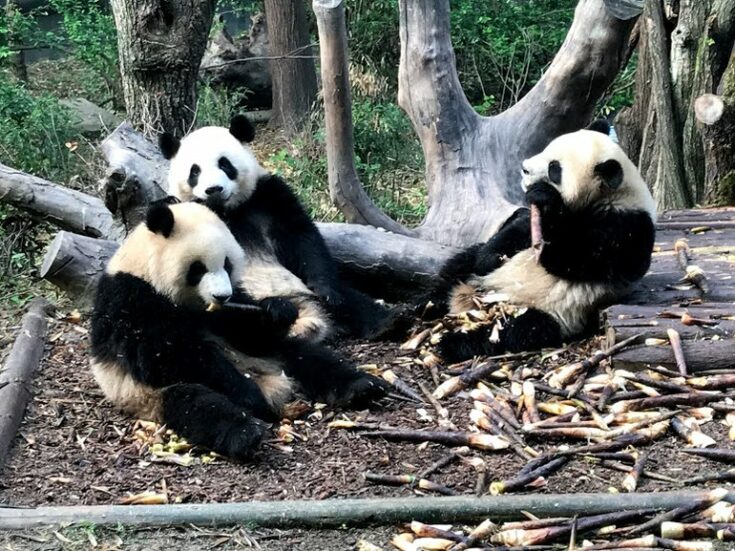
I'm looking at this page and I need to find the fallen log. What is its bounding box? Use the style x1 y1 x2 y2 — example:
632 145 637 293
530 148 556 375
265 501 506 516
39 231 117 303
611 340 735 372
0 163 120 239
40 227 455 301
0 491 731 530
0 299 50 469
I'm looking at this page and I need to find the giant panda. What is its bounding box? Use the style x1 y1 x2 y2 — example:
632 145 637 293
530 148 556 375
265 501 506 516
89 201 387 460
159 115 403 342
432 121 657 363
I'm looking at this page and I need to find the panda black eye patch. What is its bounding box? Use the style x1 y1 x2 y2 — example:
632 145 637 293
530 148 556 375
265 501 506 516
188 164 201 188
218 157 238 180
224 256 233 275
186 260 207 286
548 160 562 184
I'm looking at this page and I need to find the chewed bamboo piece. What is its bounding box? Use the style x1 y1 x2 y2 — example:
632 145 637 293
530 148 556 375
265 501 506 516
530 204 544 262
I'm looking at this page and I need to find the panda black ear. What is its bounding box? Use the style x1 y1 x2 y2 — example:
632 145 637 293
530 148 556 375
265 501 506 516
229 114 255 143
587 119 611 135
595 159 624 190
146 203 175 237
159 133 181 160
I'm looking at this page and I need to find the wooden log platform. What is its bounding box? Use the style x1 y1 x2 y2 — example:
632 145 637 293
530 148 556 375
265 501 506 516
604 207 735 371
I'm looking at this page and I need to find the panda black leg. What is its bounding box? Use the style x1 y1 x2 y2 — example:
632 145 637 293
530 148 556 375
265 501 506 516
332 286 412 341
281 340 389 407
437 308 563 363
160 384 267 461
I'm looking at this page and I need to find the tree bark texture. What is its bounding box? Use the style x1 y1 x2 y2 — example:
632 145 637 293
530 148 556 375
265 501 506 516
617 0 735 207
109 0 216 136
312 0 412 235
702 48 735 204
39 231 118 305
264 0 318 134
0 163 120 239
395 0 635 246
0 299 49 470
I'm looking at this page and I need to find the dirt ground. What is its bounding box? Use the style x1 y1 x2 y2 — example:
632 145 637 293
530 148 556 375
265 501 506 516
2 314 735 550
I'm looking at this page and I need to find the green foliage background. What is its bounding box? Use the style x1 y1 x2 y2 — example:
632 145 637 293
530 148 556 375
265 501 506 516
0 0 637 309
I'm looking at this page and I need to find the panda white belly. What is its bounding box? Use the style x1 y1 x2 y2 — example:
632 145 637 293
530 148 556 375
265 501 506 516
239 252 331 342
456 248 623 337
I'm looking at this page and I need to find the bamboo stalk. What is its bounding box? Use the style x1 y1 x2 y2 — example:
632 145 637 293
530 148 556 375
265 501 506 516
364 472 456 496
0 492 729 530
361 430 509 451
627 489 729 535
667 329 688 376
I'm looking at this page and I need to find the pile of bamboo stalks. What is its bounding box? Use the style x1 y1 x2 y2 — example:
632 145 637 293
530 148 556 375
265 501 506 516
374 488 735 550
335 302 735 497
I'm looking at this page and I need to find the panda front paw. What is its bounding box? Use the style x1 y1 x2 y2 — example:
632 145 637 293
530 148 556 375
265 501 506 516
220 414 267 461
437 327 500 364
525 181 563 215
331 373 390 408
259 297 299 330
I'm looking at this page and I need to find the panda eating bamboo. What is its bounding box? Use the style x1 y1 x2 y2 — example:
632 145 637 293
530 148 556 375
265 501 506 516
427 121 657 363
159 115 406 343
89 202 387 460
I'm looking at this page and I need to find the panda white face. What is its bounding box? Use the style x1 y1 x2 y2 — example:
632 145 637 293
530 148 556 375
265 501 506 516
161 117 267 210
520 129 655 218
108 202 247 309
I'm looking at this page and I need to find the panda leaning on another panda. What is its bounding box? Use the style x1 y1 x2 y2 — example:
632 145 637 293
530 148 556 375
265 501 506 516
431 120 657 363
159 115 404 343
89 201 388 460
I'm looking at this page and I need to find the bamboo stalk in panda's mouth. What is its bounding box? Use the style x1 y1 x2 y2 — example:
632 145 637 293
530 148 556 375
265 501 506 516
206 302 263 313
530 204 544 262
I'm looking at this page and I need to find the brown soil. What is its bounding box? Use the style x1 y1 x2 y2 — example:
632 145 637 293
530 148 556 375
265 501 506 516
2 317 732 509
2 315 734 550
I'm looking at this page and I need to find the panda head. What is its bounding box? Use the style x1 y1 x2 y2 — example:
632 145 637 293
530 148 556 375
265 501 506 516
107 202 246 309
160 115 267 209
520 122 656 219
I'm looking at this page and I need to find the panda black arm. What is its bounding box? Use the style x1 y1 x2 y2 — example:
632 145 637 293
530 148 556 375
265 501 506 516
90 273 276 419
439 208 532 282
250 175 343 303
206 296 298 355
526 182 655 284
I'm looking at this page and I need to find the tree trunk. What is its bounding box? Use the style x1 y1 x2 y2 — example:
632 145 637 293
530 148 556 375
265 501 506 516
264 0 318 134
312 0 412 235
4 0 27 81
617 0 735 207
109 0 216 136
395 0 635 246
702 49 735 204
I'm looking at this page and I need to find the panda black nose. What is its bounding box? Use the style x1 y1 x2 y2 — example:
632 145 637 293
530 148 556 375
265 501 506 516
205 186 223 196
212 293 231 304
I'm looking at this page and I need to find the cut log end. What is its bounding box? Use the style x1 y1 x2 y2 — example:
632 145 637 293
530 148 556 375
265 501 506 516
695 94 725 126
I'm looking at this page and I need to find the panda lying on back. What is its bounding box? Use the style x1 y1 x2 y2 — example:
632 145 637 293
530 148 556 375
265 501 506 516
89 202 387 460
159 115 403 342
433 121 657 363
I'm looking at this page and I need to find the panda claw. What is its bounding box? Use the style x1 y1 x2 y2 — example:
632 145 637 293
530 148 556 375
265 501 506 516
333 373 390 408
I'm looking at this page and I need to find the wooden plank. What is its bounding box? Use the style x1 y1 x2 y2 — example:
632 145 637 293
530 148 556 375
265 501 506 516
604 303 735 344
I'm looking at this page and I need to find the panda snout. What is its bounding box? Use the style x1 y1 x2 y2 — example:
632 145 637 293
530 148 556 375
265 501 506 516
212 292 232 305
205 185 224 196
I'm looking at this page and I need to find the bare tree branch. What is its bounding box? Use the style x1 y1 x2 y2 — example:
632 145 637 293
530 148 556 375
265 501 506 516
313 0 412 236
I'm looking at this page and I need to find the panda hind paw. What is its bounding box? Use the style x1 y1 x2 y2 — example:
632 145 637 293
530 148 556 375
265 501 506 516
333 373 390 408
220 414 268 461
